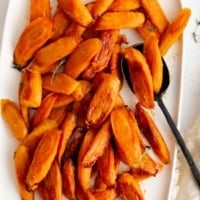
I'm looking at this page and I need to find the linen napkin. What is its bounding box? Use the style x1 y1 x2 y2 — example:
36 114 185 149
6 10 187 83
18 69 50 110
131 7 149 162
173 115 200 200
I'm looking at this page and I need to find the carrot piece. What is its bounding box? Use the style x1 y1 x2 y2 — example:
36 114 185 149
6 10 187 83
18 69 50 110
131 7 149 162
57 111 76 164
38 160 62 200
97 144 117 186
31 92 58 127
53 94 74 108
108 0 140 11
14 17 53 67
49 106 68 126
110 106 142 168
61 127 85 162
18 71 30 128
77 129 95 190
82 119 111 167
20 69 42 108
64 38 102 79
135 103 170 164
121 47 154 108
30 0 51 21
62 159 76 199
33 35 82 67
86 73 120 127
91 0 114 17
82 30 119 80
1 99 28 141
14 145 33 200
19 104 30 130
131 153 162 179
144 35 163 93
94 11 145 30
109 44 123 89
42 73 80 95
93 188 117 200
94 173 107 191
28 61 59 75
26 128 61 191
159 8 191 56
117 173 144 200
76 187 95 200
71 80 92 101
65 22 86 37
51 6 71 41
58 0 93 27
140 0 169 34
64 2 94 37
23 119 58 153
136 19 160 40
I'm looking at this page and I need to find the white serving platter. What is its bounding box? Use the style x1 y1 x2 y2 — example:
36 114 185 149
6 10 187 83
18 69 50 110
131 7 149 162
0 0 184 199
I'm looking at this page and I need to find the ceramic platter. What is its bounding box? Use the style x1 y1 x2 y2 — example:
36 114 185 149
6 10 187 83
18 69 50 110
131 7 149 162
0 0 184 199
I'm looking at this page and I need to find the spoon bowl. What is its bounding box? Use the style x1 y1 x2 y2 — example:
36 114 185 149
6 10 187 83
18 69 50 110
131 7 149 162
121 43 200 186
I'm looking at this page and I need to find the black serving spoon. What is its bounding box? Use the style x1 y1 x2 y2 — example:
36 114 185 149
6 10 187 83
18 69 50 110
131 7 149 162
121 43 200 186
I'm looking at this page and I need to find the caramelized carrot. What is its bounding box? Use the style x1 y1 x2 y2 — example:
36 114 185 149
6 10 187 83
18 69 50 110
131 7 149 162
14 17 53 68
33 35 82 67
1 99 28 141
30 0 51 21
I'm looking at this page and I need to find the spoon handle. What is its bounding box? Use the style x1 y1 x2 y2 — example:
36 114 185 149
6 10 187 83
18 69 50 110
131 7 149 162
157 97 200 186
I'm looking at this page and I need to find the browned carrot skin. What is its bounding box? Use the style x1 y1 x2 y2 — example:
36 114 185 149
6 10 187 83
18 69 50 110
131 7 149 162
64 38 102 79
51 6 70 41
94 11 145 30
30 0 51 21
117 173 145 200
121 47 154 108
31 92 58 127
135 103 170 164
159 8 191 56
20 69 42 108
14 145 34 200
91 0 114 18
33 35 82 67
14 17 53 68
77 129 95 190
144 35 163 94
25 128 61 191
82 30 119 80
38 160 62 200
42 73 80 95
58 0 93 27
1 99 28 141
110 106 142 168
86 73 120 127
62 159 76 199
140 0 169 34
108 0 140 11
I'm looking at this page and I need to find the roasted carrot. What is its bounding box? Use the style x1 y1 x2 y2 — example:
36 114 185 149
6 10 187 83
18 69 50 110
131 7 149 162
20 69 42 108
95 11 145 30
26 128 61 191
14 17 53 68
14 145 33 200
121 47 154 108
33 35 82 67
1 99 28 141
64 38 102 79
159 8 191 56
30 0 51 21
58 0 93 27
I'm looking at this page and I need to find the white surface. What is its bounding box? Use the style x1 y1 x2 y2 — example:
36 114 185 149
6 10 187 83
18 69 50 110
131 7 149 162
0 0 198 199
175 115 200 200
